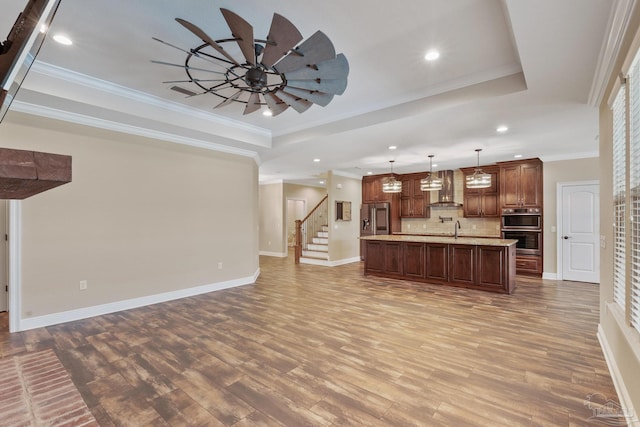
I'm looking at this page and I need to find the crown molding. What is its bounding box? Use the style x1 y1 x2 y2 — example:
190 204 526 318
588 0 636 107
29 61 272 143
11 100 261 161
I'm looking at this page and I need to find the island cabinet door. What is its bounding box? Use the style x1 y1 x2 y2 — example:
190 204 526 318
449 244 476 285
477 246 507 289
384 242 403 275
403 242 425 279
425 243 449 282
365 241 385 273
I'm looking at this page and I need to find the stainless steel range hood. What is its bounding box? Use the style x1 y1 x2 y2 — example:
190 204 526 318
430 170 463 208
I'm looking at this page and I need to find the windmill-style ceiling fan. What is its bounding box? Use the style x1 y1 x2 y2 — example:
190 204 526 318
152 8 349 116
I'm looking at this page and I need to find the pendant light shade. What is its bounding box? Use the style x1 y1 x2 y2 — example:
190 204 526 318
420 155 443 191
466 149 492 189
382 160 402 193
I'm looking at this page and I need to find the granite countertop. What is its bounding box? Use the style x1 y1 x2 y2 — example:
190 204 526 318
361 234 518 247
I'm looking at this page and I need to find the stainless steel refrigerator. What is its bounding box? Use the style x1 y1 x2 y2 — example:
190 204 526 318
360 202 391 260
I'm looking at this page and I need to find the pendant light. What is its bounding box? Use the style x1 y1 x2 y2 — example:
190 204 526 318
465 149 492 189
382 160 402 193
420 155 443 191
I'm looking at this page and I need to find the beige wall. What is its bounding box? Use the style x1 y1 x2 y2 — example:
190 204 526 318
0 112 259 319
327 172 361 262
258 182 325 256
542 157 600 274
598 2 640 417
259 183 284 255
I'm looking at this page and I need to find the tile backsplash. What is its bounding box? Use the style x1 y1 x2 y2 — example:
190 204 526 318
401 170 501 237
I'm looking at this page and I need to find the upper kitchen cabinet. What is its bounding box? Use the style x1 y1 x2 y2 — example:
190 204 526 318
498 158 543 209
363 174 397 203
460 165 500 218
400 173 430 218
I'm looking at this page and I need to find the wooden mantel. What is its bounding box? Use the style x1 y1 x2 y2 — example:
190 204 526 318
0 147 71 199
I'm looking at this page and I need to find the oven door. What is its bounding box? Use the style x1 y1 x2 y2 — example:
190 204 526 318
501 214 541 229
501 229 541 255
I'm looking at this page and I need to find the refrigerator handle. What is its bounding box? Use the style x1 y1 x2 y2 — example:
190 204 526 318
362 218 370 230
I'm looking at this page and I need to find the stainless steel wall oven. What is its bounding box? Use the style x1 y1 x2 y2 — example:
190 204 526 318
501 208 542 255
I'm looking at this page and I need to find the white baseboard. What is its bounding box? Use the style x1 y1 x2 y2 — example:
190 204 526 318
17 269 260 332
597 324 639 426
259 251 288 258
542 272 558 280
300 256 361 267
329 257 362 267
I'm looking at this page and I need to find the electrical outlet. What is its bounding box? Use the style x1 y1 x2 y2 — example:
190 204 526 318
472 224 476 230
79 280 87 290
218 262 223 270
423 224 427 229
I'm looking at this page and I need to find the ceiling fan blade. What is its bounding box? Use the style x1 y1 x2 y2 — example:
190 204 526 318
220 8 255 66
274 90 312 113
175 18 240 66
244 92 261 115
264 92 289 116
281 87 334 107
170 86 198 96
214 91 243 109
151 60 226 74
261 13 303 68
287 79 347 95
283 53 349 81
274 31 336 74
163 78 225 84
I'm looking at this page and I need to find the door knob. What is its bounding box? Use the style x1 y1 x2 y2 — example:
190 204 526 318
563 236 570 239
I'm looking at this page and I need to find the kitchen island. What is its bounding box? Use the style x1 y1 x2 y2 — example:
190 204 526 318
361 234 518 294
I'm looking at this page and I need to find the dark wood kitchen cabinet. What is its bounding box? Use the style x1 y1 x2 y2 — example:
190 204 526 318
363 174 396 203
425 243 449 282
400 173 430 218
364 240 403 275
363 238 516 294
460 165 500 218
403 242 425 279
498 158 543 209
449 244 476 286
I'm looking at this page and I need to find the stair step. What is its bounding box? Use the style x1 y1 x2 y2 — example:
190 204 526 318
308 243 328 252
302 250 329 260
321 225 329 232
312 237 328 244
317 231 329 238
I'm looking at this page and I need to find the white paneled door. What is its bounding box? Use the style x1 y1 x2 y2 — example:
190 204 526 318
560 182 600 283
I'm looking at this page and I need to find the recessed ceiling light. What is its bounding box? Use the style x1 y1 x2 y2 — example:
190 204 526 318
39 24 48 34
514 154 523 158
496 125 509 133
367 171 373 175
432 163 438 168
388 145 397 150
53 34 72 45
319 180 325 184
313 158 320 162
424 49 440 61
262 110 272 117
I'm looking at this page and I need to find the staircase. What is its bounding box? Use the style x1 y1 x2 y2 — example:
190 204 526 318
300 225 329 265
295 195 329 265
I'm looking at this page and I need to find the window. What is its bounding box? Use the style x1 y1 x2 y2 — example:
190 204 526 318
613 88 625 309
613 52 640 333
632 56 640 331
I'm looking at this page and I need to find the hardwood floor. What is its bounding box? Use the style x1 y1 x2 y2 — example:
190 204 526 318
0 256 624 426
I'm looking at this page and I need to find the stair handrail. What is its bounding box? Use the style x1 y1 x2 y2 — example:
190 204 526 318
295 195 328 264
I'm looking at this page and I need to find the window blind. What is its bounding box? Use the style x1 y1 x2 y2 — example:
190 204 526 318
630 57 640 332
613 87 626 309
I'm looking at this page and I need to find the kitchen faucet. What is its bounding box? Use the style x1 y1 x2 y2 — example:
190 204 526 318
454 220 461 239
